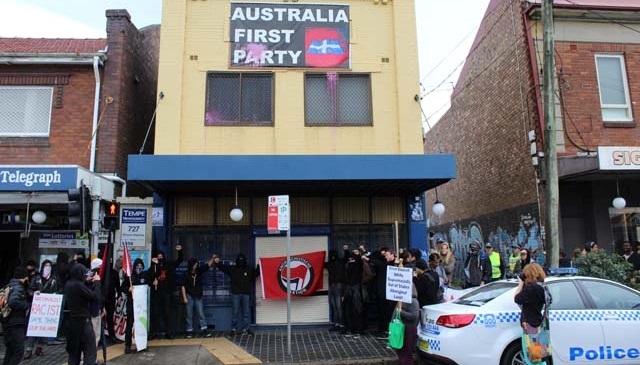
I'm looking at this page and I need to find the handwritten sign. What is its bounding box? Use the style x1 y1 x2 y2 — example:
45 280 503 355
385 266 413 304
26 293 63 337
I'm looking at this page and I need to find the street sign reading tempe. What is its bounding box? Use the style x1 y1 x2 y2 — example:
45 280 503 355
230 2 350 68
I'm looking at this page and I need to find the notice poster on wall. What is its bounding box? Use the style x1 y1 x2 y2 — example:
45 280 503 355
230 2 350 68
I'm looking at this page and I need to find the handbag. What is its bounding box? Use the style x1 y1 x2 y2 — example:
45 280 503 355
387 307 405 350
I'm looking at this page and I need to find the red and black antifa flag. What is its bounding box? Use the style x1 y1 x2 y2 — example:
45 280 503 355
230 3 350 68
259 251 325 299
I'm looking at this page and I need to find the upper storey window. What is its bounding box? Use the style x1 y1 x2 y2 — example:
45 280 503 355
305 73 372 126
205 73 274 126
595 54 633 122
0 86 52 136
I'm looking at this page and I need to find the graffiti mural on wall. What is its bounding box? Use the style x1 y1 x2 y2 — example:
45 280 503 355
431 212 544 282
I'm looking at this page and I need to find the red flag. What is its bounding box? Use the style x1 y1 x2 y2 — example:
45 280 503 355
99 244 109 279
122 244 132 277
259 251 325 299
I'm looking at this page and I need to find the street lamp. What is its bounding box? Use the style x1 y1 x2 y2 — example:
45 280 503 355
432 187 445 217
229 188 243 222
612 180 626 209
31 210 47 224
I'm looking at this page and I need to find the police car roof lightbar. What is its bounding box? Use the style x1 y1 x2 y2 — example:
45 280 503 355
548 267 578 276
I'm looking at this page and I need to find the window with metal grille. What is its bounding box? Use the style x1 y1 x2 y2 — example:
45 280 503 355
0 86 53 136
305 73 372 126
205 72 273 125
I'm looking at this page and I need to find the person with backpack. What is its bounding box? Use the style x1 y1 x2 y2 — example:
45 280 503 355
24 259 60 359
2 266 30 365
463 241 491 288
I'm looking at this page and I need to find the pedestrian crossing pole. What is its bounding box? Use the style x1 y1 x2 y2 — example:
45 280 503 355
542 0 560 268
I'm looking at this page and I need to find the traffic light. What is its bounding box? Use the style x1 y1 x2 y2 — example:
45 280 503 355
67 185 91 235
67 188 81 231
103 201 120 230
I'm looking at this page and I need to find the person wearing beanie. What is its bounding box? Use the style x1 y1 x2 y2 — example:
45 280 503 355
2 266 30 365
213 253 259 336
181 255 215 339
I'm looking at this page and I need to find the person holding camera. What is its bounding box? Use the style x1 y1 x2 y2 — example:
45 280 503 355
64 263 102 365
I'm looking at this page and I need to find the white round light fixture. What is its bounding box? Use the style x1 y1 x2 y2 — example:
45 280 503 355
229 187 243 222
31 210 47 224
432 201 445 217
612 197 626 210
230 207 244 222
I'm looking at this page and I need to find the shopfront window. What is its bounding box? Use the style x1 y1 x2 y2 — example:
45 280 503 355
608 207 640 252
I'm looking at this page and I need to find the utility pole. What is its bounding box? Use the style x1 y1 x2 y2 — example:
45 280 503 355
542 0 559 268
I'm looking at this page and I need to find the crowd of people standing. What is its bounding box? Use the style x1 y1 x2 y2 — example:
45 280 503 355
0 244 257 365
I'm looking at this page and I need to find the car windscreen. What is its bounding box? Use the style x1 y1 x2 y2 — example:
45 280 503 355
455 282 517 307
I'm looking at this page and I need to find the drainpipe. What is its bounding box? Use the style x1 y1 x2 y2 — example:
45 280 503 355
90 52 106 172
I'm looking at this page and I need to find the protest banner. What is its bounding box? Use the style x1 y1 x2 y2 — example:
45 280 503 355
26 293 63 337
385 266 413 304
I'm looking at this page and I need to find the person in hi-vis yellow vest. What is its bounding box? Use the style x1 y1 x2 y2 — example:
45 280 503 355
485 243 504 282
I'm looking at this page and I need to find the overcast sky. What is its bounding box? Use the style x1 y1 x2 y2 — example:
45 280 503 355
0 0 491 129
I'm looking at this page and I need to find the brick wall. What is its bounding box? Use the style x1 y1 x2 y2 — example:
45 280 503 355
0 64 97 166
0 10 160 189
554 41 640 155
96 10 160 180
424 0 542 231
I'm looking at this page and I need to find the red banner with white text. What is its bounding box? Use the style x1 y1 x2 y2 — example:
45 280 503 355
259 251 325 299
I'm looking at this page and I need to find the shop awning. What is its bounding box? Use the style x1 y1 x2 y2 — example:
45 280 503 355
127 154 456 195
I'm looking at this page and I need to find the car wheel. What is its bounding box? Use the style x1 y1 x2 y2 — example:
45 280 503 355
500 341 525 365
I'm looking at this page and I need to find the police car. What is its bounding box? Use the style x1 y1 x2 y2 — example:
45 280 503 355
417 270 640 365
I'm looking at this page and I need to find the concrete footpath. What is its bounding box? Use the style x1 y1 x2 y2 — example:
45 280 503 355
1 329 400 364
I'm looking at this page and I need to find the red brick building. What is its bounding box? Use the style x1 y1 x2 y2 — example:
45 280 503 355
0 10 159 285
424 0 640 262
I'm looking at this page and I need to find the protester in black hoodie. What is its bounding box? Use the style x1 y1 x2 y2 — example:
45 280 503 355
343 248 366 338
64 263 101 365
181 256 215 339
326 249 346 331
213 253 259 336
149 244 183 339
2 266 29 365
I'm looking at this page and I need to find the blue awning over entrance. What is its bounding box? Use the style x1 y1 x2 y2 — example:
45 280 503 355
127 154 456 195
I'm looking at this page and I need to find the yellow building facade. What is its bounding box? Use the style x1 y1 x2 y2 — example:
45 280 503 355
129 0 455 330
155 0 423 155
